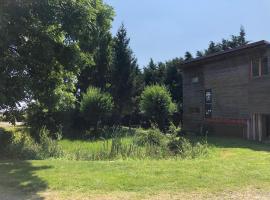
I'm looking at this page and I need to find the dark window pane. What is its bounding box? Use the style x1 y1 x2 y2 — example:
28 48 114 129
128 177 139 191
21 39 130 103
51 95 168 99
252 59 260 77
262 57 268 75
205 89 212 104
205 104 212 118
205 89 212 118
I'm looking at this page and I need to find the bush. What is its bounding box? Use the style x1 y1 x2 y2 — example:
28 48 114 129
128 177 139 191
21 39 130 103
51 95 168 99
140 85 176 131
26 103 70 140
80 87 114 130
167 136 208 158
134 127 166 146
0 127 62 160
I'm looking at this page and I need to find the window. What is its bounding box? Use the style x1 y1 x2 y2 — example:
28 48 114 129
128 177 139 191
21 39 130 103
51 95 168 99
191 76 199 83
205 89 212 118
251 57 269 77
252 59 260 77
261 57 269 75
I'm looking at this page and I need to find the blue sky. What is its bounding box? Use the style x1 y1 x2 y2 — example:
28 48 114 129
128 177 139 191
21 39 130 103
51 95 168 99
104 0 270 67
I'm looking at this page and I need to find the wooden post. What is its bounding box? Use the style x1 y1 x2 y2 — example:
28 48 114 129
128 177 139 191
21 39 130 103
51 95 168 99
247 119 250 140
252 114 256 140
258 114 262 142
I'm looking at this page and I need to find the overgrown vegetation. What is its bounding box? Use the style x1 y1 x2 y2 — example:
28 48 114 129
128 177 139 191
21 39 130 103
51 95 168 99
0 126 62 160
0 125 208 161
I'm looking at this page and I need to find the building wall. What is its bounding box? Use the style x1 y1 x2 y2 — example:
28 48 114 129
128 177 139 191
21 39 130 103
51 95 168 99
204 55 250 120
248 49 270 114
183 47 270 138
183 67 204 132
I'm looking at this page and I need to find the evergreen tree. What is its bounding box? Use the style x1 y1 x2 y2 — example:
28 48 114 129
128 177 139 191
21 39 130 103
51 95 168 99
206 41 221 54
196 51 204 57
184 52 193 61
238 26 248 46
111 24 141 121
144 59 158 85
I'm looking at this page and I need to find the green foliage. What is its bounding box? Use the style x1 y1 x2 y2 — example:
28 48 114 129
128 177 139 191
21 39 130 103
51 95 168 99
80 87 114 129
184 51 193 61
38 127 63 159
167 136 208 158
134 127 165 146
164 58 183 104
0 0 114 131
144 59 165 86
140 85 176 131
196 26 249 57
0 127 62 160
111 24 143 119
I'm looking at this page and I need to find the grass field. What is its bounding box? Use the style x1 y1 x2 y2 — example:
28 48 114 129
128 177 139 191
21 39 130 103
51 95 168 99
1 123 270 199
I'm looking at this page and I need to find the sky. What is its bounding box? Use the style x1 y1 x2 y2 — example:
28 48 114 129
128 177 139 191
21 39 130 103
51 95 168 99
104 0 270 68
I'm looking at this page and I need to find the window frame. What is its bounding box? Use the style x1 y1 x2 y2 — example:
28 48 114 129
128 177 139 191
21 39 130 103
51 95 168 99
251 57 269 78
205 89 213 119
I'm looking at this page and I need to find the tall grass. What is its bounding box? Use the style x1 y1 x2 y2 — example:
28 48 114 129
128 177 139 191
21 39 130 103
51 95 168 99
0 125 208 161
0 126 63 160
59 128 208 161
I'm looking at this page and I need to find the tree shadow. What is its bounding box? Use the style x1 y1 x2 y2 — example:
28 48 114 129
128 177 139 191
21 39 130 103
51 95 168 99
0 160 51 200
206 136 270 152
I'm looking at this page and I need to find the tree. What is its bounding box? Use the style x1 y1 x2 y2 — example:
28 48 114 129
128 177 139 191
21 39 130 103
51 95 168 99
164 58 183 104
80 87 114 130
143 59 166 86
196 26 249 58
205 41 221 54
140 85 176 131
111 24 142 121
0 0 114 133
184 52 193 61
196 51 204 57
144 59 158 85
77 2 114 93
238 26 248 46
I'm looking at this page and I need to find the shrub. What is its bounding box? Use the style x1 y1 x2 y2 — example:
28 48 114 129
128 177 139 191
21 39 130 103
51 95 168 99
80 87 114 130
0 127 62 160
167 136 208 158
134 127 166 146
37 127 63 159
140 85 176 131
26 103 69 140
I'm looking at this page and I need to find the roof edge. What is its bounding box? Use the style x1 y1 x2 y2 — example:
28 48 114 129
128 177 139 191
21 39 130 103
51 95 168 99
181 40 270 67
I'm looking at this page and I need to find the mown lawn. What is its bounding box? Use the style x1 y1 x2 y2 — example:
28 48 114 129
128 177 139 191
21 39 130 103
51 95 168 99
0 133 270 199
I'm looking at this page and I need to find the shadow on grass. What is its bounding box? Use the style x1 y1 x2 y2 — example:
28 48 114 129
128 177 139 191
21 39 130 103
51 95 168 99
206 136 270 152
0 160 51 200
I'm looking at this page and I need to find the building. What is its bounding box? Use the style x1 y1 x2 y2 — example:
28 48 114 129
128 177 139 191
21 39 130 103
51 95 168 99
181 40 270 141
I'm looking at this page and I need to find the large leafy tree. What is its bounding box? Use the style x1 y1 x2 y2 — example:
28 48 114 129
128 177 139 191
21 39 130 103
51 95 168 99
77 2 114 93
111 24 142 122
0 0 114 131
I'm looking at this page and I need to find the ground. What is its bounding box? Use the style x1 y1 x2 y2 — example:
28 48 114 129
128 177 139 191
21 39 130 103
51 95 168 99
0 123 270 199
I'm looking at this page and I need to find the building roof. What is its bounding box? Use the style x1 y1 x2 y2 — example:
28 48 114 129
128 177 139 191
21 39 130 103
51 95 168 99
181 40 270 68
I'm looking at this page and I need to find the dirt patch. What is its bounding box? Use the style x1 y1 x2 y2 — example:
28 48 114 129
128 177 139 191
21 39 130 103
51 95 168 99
37 188 270 200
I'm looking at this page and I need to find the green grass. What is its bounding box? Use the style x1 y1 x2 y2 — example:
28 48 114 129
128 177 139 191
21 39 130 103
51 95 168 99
0 137 270 199
59 137 133 154
1 123 270 199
